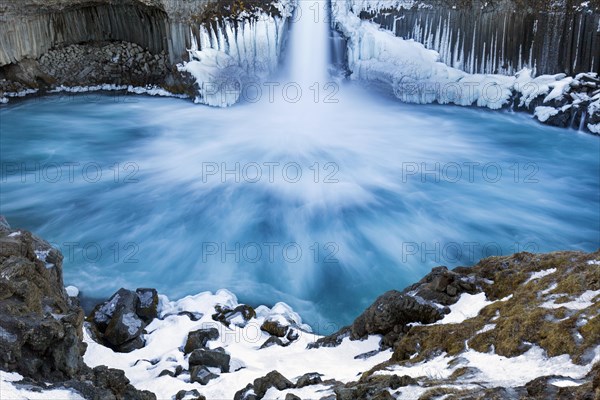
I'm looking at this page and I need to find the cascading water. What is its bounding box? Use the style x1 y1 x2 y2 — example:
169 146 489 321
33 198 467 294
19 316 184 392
286 0 331 87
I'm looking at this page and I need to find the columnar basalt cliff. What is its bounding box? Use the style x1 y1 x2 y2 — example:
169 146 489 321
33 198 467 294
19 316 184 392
332 0 600 133
359 0 600 76
0 0 290 100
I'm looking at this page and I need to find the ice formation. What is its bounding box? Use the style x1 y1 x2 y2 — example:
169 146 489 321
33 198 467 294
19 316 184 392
331 0 599 124
178 2 293 107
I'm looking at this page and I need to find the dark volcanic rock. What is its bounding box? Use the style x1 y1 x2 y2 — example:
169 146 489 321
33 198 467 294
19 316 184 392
0 217 156 399
184 327 220 354
253 370 294 398
104 309 145 347
259 336 285 349
212 304 256 327
350 290 444 340
295 372 323 388
260 319 288 337
88 285 160 352
402 266 477 305
135 288 159 322
188 347 230 373
175 389 206 400
190 365 219 385
0 223 83 380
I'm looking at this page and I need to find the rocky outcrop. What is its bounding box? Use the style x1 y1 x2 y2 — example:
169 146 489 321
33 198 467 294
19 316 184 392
88 287 159 353
0 216 156 399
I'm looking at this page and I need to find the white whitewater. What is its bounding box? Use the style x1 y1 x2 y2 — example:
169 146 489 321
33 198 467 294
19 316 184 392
287 0 331 87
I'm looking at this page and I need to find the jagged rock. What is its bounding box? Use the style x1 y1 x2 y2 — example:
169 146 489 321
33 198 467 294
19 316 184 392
260 320 288 337
350 291 444 340
233 384 257 400
184 327 220 354
0 217 156 399
253 370 294 398
212 304 256 327
190 365 219 385
259 336 285 349
333 374 417 400
104 309 145 347
136 288 159 322
175 389 206 400
402 266 477 305
295 372 323 388
188 347 230 373
0 224 84 380
285 394 301 400
90 288 139 332
88 286 161 352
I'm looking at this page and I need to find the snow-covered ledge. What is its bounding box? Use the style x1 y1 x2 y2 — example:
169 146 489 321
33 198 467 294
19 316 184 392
332 0 599 133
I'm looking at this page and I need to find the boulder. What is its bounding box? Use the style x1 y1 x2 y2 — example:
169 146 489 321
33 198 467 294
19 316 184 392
188 348 230 373
253 370 294 398
296 372 323 388
184 327 220 354
350 291 444 339
104 309 145 347
190 365 219 385
175 389 206 400
212 304 256 327
260 320 288 337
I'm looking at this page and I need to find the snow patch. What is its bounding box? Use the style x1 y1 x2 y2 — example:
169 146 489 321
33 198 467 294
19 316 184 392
541 290 600 310
65 286 80 297
433 293 494 325
525 268 557 283
534 106 559 122
0 370 84 400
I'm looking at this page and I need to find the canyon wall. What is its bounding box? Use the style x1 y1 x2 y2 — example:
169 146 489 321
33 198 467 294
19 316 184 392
0 0 283 67
356 0 599 76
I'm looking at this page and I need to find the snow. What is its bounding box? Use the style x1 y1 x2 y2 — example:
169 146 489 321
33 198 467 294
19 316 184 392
33 250 54 269
461 345 599 387
122 313 143 335
433 293 494 325
264 384 333 399
587 260 600 266
7 231 21 237
83 289 391 400
541 290 600 311
47 84 188 99
376 345 600 388
65 285 79 297
0 371 84 400
588 123 600 134
525 268 557 283
550 379 583 387
534 106 559 123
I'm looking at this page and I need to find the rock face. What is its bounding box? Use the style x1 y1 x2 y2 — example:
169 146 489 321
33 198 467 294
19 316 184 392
0 217 83 379
0 0 286 101
0 216 156 399
360 0 600 76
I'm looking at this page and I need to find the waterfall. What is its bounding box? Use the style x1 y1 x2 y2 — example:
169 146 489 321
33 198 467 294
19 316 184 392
287 0 331 86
